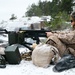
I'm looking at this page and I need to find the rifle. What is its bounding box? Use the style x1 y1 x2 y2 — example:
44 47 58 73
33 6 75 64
0 28 51 50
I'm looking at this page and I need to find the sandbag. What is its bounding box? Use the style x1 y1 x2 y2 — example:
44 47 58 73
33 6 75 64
32 43 60 68
53 54 75 72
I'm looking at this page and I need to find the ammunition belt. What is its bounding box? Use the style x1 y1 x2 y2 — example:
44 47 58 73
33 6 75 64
21 51 32 61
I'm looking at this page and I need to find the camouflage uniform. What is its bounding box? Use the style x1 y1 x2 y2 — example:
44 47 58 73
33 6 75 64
46 30 75 57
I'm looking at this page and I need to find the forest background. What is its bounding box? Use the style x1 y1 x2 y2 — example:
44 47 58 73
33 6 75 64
25 0 75 30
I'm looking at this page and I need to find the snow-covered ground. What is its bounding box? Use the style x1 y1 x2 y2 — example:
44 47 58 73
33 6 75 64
0 60 75 75
0 17 75 75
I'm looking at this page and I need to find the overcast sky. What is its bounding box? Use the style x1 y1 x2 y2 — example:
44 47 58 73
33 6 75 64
0 0 51 22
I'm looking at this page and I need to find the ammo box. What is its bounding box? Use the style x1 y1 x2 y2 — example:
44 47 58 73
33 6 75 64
5 45 21 64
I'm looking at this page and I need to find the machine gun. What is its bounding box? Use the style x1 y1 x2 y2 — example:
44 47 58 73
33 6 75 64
0 28 51 50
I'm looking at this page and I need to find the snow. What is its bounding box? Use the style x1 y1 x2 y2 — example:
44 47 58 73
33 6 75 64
0 60 75 75
0 17 75 75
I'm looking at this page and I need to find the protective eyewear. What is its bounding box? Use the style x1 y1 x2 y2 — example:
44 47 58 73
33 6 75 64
71 20 74 23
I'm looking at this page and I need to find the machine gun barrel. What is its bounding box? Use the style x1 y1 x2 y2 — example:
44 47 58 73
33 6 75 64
19 29 51 37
